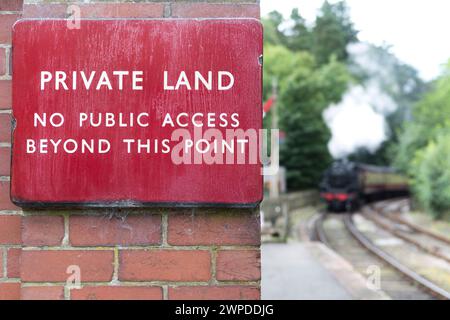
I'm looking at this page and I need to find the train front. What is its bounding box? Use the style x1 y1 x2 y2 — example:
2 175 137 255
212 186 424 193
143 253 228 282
320 161 359 212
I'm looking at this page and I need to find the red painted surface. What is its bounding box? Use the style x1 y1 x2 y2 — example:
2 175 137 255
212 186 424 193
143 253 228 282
11 19 263 207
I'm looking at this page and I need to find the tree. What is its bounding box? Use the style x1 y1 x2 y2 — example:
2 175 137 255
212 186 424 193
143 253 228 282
262 11 286 46
394 62 450 172
285 9 312 52
261 5 355 190
411 133 450 219
280 57 352 189
263 45 315 100
262 45 316 133
312 1 358 65
392 61 450 217
348 145 390 166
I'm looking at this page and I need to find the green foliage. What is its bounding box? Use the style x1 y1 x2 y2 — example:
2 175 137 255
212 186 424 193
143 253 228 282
393 62 450 217
262 45 315 100
412 67 450 131
262 45 316 133
394 62 450 172
411 134 450 219
264 2 357 65
261 3 356 190
349 144 390 166
279 57 352 189
311 1 358 65
392 123 428 172
262 42 352 190
262 11 286 46
285 9 313 52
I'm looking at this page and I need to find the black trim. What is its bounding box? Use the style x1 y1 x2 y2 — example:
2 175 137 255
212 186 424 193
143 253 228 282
11 198 261 210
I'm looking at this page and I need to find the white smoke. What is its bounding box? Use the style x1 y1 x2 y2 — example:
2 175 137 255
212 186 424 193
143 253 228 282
324 42 399 158
324 86 388 158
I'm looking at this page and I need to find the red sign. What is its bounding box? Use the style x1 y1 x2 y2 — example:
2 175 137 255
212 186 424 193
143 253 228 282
11 19 263 208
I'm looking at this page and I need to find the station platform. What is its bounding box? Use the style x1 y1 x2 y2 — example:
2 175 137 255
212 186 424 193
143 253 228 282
261 243 390 300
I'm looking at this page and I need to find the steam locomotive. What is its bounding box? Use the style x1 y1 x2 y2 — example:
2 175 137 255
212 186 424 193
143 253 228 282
319 160 408 212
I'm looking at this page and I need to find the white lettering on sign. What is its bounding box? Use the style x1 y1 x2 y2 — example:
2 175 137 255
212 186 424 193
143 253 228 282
40 71 144 91
79 113 150 128
161 113 239 128
40 70 234 91
26 139 111 154
33 69 241 156
164 71 234 91
34 113 65 127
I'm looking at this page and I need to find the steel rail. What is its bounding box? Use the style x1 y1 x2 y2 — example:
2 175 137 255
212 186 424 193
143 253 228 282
374 199 450 246
313 212 331 247
344 213 450 300
364 206 450 264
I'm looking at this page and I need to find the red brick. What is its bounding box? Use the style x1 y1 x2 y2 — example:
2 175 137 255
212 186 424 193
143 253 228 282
0 48 5 75
21 250 114 282
172 3 260 18
119 250 210 282
0 0 23 11
0 282 20 299
0 80 12 109
22 286 64 300
0 181 19 210
0 14 20 43
6 248 20 278
0 147 11 176
168 211 260 245
70 214 161 246
169 286 260 300
82 3 164 18
23 3 164 18
0 114 11 143
0 250 3 278
22 215 64 246
71 286 162 300
22 4 66 18
0 215 21 244
216 250 260 281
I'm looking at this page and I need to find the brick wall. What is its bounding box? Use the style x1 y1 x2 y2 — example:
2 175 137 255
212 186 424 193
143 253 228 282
0 0 22 300
0 0 261 300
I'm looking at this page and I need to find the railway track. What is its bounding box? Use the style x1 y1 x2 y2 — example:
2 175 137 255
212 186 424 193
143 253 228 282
364 200 450 264
313 212 450 300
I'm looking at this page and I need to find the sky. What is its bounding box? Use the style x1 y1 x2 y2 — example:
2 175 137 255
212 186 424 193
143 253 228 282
261 0 450 158
261 0 450 81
